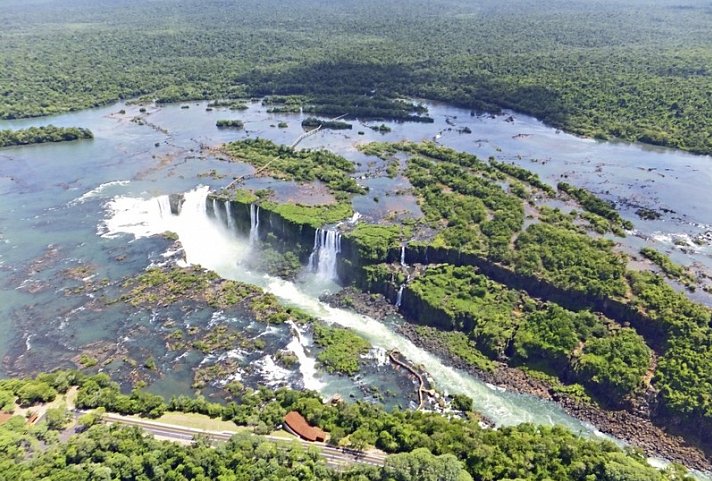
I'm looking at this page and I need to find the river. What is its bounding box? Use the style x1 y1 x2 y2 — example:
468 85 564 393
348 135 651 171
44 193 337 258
1 98 711 476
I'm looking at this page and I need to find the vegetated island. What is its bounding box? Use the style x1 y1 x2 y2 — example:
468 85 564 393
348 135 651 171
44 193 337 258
0 369 693 481
207 99 249 110
216 119 244 129
210 138 712 469
0 125 93 148
301 116 353 130
1 1 711 154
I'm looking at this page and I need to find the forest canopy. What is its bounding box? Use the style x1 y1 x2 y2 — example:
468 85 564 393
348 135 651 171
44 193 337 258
1 0 711 153
0 371 693 481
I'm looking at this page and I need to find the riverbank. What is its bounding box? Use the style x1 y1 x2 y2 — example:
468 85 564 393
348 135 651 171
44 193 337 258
322 287 712 472
4 95 712 475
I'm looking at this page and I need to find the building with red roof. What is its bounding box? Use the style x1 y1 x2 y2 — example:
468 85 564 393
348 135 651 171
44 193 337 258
283 411 327 442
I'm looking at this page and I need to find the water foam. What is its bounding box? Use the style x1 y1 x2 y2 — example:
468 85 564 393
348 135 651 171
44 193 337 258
395 284 404 308
249 204 260 245
254 354 292 388
308 228 341 281
102 187 602 430
286 320 324 391
69 180 131 205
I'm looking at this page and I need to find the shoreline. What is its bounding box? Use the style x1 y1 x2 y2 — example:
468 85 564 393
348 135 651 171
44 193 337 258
321 287 712 473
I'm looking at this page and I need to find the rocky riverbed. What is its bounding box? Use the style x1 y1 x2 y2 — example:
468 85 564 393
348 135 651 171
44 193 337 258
322 287 712 472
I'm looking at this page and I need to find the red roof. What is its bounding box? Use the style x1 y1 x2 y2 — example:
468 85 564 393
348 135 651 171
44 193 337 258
0 413 12 425
283 411 326 442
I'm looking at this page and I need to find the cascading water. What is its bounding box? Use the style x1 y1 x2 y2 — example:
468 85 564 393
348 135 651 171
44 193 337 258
103 187 601 431
308 228 341 281
395 284 404 308
104 186 248 269
225 201 234 232
249 204 260 245
156 196 172 218
286 320 324 391
104 187 712 480
212 198 225 226
400 245 407 266
308 230 319 271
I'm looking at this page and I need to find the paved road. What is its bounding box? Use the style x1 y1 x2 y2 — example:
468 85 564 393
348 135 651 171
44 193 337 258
102 413 387 469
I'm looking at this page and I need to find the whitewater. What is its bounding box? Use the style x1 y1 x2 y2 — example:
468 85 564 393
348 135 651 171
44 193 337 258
102 186 602 430
102 185 712 479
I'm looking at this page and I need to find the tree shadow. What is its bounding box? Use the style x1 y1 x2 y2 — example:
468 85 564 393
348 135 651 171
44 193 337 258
237 58 573 130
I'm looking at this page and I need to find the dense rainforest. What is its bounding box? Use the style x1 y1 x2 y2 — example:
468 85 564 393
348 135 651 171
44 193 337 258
0 371 693 481
1 0 712 154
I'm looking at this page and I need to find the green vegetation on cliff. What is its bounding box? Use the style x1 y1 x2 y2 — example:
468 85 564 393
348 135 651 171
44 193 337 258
403 265 649 403
512 305 605 372
346 224 412 263
412 325 495 372
0 125 93 148
263 201 353 229
407 265 521 359
574 329 651 402
629 272 712 429
513 223 628 298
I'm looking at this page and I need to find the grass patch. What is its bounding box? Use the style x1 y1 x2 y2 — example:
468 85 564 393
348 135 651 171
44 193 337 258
151 412 244 432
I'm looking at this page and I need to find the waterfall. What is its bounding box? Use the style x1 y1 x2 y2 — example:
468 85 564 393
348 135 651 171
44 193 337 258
308 228 341 281
249 204 260 245
181 188 209 220
225 200 234 232
212 198 225 226
308 230 319 271
395 284 405 308
400 245 407 266
286 320 324 391
156 196 172 218
102 187 610 434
